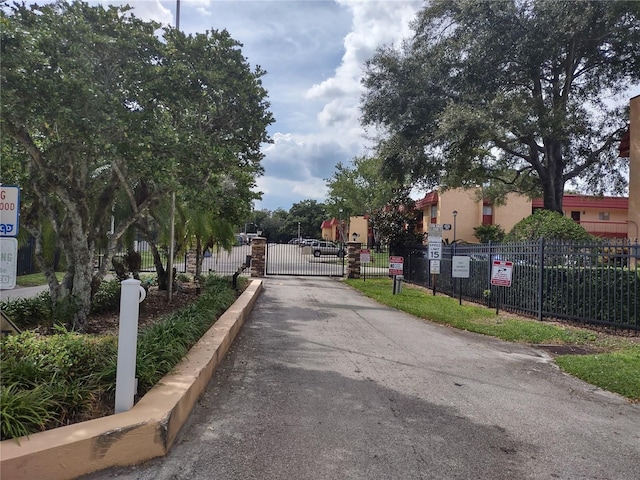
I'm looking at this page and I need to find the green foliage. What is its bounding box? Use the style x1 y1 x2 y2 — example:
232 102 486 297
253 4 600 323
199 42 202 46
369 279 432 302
1 1 272 331
374 188 425 251
0 330 118 440
506 210 592 242
361 1 639 211
284 200 328 240
0 280 124 329
473 224 505 244
0 275 238 440
90 280 122 314
0 384 58 442
0 292 53 330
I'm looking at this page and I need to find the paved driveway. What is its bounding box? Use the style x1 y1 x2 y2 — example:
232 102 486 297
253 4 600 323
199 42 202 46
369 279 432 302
88 277 640 480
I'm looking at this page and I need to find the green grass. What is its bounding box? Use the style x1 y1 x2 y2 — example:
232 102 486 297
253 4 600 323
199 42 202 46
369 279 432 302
345 277 640 401
16 272 65 287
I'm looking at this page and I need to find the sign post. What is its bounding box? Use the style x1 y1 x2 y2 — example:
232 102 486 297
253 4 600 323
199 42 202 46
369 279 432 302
389 256 404 294
428 224 443 295
490 260 513 314
452 255 470 305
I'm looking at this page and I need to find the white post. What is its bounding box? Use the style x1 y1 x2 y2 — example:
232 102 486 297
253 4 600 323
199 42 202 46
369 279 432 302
115 279 146 413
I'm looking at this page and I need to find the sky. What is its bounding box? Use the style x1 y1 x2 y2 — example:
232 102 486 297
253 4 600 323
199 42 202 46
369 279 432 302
91 0 424 212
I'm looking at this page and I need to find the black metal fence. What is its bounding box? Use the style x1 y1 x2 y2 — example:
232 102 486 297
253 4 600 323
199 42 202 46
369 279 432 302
394 239 640 331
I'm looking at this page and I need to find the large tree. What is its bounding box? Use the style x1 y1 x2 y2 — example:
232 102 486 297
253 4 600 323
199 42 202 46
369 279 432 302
1 1 272 330
325 155 399 247
361 0 640 213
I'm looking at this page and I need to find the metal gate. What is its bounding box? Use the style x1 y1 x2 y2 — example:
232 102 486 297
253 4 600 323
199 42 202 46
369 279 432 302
265 243 346 276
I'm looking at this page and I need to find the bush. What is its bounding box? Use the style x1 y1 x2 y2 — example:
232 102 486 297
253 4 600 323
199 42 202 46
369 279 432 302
506 209 592 242
473 224 505 243
1 279 124 330
0 274 239 441
90 279 122 314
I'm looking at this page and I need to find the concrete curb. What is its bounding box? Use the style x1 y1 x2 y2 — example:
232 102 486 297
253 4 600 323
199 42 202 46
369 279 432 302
0 279 263 480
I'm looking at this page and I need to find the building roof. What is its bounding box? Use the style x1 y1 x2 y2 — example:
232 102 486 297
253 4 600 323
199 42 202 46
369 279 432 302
532 194 629 210
321 218 339 229
415 191 438 209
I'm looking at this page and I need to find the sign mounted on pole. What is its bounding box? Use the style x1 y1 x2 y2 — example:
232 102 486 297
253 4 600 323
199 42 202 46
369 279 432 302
491 260 513 287
428 223 443 261
389 256 404 275
360 249 371 264
429 260 441 274
0 237 18 290
0 185 20 237
452 256 470 278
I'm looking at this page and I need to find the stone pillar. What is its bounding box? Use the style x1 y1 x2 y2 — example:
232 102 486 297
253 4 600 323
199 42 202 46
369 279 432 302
250 237 266 277
347 241 361 279
186 249 197 275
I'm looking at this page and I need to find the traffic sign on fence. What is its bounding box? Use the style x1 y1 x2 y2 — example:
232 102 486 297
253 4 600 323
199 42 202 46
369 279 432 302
389 256 404 275
360 249 371 263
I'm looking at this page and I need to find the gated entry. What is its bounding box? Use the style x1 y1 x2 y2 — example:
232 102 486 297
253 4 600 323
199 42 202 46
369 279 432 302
265 243 346 276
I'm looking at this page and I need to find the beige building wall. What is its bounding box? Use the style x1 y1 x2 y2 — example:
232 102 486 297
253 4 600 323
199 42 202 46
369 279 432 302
629 96 640 241
437 189 479 243
348 216 369 244
426 189 533 243
493 194 533 233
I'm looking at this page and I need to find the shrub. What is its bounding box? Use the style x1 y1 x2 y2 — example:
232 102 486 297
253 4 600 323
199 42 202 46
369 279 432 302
90 279 122 314
0 274 238 440
506 209 592 242
473 224 505 243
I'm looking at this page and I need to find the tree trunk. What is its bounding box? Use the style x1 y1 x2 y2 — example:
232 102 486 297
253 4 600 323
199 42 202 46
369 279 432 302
540 139 566 213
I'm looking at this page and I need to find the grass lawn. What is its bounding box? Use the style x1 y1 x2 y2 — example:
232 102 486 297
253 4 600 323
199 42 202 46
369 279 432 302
15 272 65 287
345 277 640 402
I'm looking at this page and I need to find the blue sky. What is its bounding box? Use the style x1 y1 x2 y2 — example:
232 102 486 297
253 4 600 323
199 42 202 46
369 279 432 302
95 0 423 212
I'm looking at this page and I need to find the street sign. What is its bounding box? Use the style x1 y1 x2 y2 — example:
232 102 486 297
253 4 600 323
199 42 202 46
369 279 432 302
428 224 443 237
452 256 470 278
360 249 371 263
0 186 20 237
389 256 404 275
430 260 441 274
491 260 513 287
0 237 18 289
428 239 442 260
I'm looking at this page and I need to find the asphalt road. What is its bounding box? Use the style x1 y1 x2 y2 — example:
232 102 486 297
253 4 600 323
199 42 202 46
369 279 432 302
87 276 640 480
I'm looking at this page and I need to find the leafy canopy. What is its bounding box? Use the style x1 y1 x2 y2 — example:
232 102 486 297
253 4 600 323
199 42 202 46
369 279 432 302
361 0 640 213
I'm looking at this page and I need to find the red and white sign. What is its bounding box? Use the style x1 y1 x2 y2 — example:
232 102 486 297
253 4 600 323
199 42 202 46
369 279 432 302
360 249 371 264
389 256 404 275
491 260 513 287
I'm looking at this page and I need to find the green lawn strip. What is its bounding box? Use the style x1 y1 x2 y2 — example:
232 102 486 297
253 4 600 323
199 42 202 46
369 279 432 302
345 277 639 401
556 347 640 401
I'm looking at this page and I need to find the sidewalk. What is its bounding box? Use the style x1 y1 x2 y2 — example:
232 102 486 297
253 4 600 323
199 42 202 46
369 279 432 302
0 284 48 301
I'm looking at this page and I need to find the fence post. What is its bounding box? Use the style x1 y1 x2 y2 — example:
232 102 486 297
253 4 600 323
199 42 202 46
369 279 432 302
115 279 146 413
537 237 545 321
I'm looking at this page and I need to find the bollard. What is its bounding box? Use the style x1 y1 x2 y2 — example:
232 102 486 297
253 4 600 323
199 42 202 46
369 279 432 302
114 279 146 413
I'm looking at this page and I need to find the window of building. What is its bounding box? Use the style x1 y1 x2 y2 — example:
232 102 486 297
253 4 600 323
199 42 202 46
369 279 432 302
482 204 493 225
599 212 610 221
430 205 437 223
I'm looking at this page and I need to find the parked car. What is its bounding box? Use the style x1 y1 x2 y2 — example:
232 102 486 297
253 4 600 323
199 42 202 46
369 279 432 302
312 241 346 258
